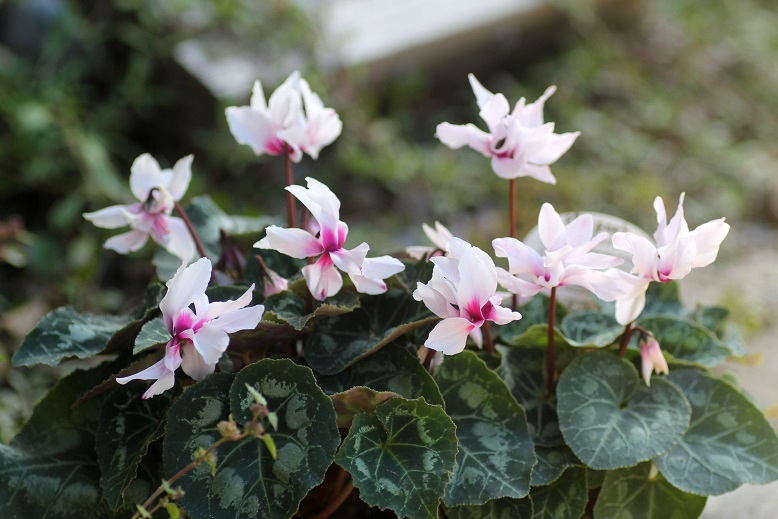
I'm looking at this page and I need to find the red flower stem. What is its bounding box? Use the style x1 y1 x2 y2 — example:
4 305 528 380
285 151 297 228
509 178 518 309
483 321 495 355
312 480 354 519
421 346 436 371
174 202 209 260
618 322 634 358
546 286 557 397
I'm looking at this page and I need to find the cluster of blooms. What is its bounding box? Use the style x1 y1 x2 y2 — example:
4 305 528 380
84 70 730 396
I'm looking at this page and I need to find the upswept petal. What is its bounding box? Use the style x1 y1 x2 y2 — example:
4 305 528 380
529 131 580 165
361 255 405 279
423 221 454 251
494 267 544 298
690 218 729 268
658 234 696 280
104 229 149 254
425 317 476 355
211 305 263 334
413 282 453 319
485 296 522 325
479 93 510 130
517 85 556 127
654 194 690 247
168 155 193 201
83 204 134 229
572 251 623 269
467 73 494 110
348 273 388 295
225 106 276 156
267 70 302 127
156 215 195 261
250 79 268 111
129 153 163 202
256 226 323 259
406 246 434 260
455 245 497 312
330 242 369 275
160 257 212 320
612 232 659 278
287 177 341 231
493 237 544 276
202 284 255 321
564 214 594 248
538 203 567 252
303 256 343 301
299 78 342 158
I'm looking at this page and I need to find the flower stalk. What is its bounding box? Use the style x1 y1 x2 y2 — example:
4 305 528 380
285 149 297 228
547 286 557 396
174 202 209 260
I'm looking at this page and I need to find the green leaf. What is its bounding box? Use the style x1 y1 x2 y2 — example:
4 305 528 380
557 351 691 470
531 445 582 487
496 346 562 446
335 398 458 519
594 462 707 519
0 365 117 518
133 317 170 354
434 351 535 506
655 370 778 495
264 290 359 331
560 312 623 348
317 343 444 407
12 306 127 367
446 496 534 518
529 467 588 519
637 316 730 367
305 286 436 375
104 282 165 354
640 282 684 318
96 383 174 509
330 387 399 428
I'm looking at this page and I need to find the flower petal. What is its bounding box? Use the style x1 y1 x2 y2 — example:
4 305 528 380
104 229 149 254
160 258 212 321
413 282 453 319
690 218 729 268
302 255 343 301
425 317 476 355
180 343 215 381
612 232 659 278
225 106 277 156
361 255 404 279
168 155 193 201
435 122 492 157
529 131 580 165
211 305 265 334
467 73 495 110
538 203 567 252
155 215 195 261
349 273 388 295
83 204 136 229
129 154 164 202
187 324 229 367
256 226 323 259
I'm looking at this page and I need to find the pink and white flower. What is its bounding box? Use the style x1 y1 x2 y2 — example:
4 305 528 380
611 194 730 324
255 178 404 300
492 204 623 300
83 154 195 261
413 238 521 355
639 336 669 386
225 71 342 162
117 258 264 399
436 74 580 184
406 221 454 260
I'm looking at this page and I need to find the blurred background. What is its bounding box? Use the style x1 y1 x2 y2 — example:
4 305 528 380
0 1 777 509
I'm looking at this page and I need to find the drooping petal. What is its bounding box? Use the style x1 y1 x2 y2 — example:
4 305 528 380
155 215 195 261
425 317 476 355
302 255 343 301
180 343 216 381
255 226 323 259
104 229 149 254
348 273 388 295
520 163 556 184
129 154 164 202
168 155 193 201
116 358 176 400
186 324 229 367
160 257 212 321
361 255 405 279
83 204 136 229
609 270 651 325
468 327 483 349
435 123 492 157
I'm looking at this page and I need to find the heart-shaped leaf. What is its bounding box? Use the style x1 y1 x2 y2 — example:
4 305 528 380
434 351 535 506
594 462 707 518
317 343 444 406
264 290 359 331
497 346 562 446
557 351 691 469
133 317 169 354
655 369 778 495
529 467 588 519
96 383 174 509
12 306 127 367
560 312 623 348
531 445 581 487
335 398 457 519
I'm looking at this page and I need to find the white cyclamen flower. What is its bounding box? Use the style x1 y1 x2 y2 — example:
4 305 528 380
83 153 196 261
117 258 264 399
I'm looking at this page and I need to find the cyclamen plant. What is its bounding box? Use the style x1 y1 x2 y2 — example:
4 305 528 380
2 71 777 519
